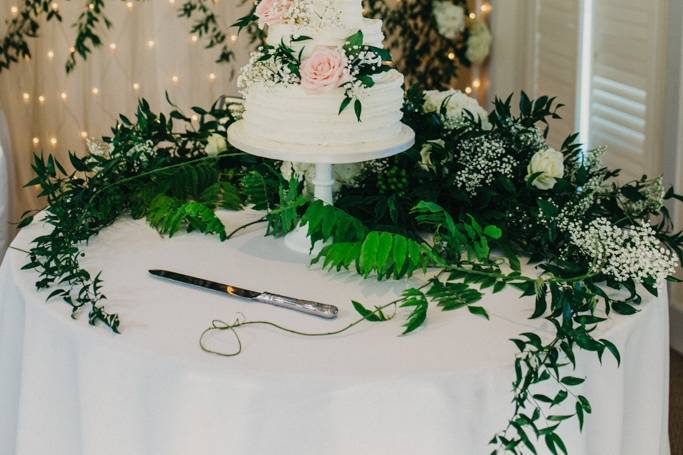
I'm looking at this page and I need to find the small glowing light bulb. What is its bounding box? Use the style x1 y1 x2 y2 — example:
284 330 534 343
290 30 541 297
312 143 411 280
191 114 199 123
10 5 18 15
447 52 455 60
191 35 198 43
465 86 472 94
126 1 133 8
50 1 59 10
109 43 116 50
47 50 54 59
80 131 88 139
50 137 57 146
60 92 67 100
32 137 40 145
472 78 481 89
22 92 30 102
88 3 95 10
469 12 476 20
208 73 216 81
69 47 76 54
132 82 140 91
91 87 99 95
171 75 179 83
230 34 237 42
481 3 492 13
38 95 45 103
147 40 155 48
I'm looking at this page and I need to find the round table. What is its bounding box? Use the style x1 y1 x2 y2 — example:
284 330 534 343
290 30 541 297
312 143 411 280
0 210 671 455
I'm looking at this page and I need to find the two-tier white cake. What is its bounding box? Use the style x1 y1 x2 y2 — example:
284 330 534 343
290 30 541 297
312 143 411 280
230 0 411 149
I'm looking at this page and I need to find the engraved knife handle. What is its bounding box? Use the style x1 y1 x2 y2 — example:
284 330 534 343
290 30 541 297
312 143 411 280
255 292 339 319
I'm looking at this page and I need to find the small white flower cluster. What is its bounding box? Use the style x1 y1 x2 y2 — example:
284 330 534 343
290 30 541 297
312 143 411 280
508 123 546 152
433 1 466 39
466 19 492 64
423 89 491 130
452 136 516 195
304 0 342 29
569 217 678 284
585 146 607 170
343 47 383 99
237 47 300 94
619 177 666 216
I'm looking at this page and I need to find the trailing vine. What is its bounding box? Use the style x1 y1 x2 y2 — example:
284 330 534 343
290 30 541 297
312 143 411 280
17 91 683 453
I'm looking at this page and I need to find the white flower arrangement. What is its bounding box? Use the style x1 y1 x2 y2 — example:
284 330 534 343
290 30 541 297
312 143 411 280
433 1 466 39
569 217 678 284
466 19 492 64
423 89 491 130
252 0 341 30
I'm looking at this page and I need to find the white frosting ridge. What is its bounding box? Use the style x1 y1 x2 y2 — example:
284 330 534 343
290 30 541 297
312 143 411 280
243 70 405 146
267 18 384 57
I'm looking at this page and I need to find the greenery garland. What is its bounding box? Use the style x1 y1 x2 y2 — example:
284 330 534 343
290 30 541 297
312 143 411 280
18 90 683 454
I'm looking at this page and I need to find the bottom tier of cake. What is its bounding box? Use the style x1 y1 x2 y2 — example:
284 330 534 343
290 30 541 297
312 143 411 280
241 70 405 146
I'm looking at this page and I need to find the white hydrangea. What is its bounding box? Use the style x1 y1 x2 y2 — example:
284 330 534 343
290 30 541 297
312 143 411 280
423 89 491 130
569 217 678 284
433 1 466 39
466 19 492 64
452 136 515 196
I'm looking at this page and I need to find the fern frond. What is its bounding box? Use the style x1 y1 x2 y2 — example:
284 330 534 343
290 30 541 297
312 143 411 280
241 170 269 210
301 200 368 247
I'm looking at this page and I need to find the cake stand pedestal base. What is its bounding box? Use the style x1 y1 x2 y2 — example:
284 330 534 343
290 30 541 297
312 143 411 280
284 163 333 254
226 120 415 255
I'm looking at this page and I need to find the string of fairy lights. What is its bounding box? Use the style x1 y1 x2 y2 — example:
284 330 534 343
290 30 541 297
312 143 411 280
9 0 490 150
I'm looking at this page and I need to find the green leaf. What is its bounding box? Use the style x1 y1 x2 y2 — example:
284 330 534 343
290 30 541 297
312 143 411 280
560 376 585 386
353 99 363 121
483 225 502 239
352 300 387 322
467 305 489 320
359 231 380 276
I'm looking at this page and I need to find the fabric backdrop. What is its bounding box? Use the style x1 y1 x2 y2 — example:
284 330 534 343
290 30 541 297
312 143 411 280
0 0 253 233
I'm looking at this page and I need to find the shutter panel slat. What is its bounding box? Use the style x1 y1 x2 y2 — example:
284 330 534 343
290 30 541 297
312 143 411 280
530 0 580 148
589 1 661 181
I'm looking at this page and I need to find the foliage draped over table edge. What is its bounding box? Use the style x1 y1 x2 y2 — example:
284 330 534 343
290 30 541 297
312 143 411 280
15 91 683 454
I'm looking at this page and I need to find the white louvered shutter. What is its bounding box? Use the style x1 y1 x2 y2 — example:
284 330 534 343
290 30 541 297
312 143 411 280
588 0 666 181
528 0 581 148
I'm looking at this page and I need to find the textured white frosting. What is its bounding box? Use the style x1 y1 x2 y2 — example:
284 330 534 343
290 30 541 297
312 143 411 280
267 18 384 57
309 0 364 28
243 70 405 146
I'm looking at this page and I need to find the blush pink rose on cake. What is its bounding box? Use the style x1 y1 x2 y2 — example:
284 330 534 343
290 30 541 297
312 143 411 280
300 47 350 94
255 0 293 27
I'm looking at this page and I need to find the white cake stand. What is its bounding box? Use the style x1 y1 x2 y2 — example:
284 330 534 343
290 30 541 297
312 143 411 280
227 120 416 253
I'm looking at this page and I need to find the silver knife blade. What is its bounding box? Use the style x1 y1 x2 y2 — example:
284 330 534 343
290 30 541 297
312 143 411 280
149 269 338 319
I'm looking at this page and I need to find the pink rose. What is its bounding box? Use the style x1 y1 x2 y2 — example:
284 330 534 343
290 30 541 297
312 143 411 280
300 47 350 94
255 0 293 28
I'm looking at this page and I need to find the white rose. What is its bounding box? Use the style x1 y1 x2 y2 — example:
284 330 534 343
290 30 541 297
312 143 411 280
527 148 565 190
419 139 445 171
466 19 492 64
423 89 491 130
205 133 228 156
433 2 466 39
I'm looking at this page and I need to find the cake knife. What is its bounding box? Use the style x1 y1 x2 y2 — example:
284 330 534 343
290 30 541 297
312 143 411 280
149 269 339 319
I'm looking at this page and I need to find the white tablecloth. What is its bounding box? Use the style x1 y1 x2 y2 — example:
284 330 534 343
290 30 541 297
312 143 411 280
0 210 671 455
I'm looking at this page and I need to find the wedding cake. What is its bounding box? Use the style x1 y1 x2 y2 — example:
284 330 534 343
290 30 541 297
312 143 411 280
230 0 412 148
